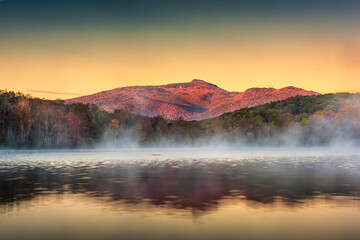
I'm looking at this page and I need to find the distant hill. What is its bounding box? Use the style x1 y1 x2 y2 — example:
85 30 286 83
66 79 319 120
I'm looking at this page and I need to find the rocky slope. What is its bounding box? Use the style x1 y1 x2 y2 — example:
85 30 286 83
66 79 319 120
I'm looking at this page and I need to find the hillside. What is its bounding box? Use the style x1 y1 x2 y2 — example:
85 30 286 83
66 79 319 120
1 90 359 148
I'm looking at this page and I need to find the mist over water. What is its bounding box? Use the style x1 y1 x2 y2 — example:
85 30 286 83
0 149 360 239
1 94 360 239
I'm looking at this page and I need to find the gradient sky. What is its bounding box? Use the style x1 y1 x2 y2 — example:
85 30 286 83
0 0 359 99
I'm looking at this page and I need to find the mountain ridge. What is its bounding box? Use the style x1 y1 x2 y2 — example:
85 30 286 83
66 79 319 120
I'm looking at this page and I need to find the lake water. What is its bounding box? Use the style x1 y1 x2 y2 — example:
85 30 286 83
0 148 359 240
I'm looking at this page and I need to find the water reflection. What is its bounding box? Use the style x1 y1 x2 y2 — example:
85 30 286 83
1 152 359 214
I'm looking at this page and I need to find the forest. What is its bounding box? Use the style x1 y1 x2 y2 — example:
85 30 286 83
0 90 359 148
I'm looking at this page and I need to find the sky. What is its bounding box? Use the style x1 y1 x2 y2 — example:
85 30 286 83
0 0 359 99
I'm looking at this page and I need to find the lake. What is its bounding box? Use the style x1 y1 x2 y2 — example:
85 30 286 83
0 148 359 240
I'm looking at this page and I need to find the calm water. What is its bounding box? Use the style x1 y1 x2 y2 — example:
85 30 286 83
0 149 360 240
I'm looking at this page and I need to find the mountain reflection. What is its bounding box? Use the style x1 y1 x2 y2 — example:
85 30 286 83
1 154 360 213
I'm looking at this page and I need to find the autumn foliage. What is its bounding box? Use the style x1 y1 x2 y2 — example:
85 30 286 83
0 90 359 148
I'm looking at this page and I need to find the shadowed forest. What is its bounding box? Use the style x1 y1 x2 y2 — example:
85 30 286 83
0 90 360 148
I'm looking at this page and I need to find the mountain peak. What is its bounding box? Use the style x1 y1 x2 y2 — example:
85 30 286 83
190 79 218 88
191 79 206 83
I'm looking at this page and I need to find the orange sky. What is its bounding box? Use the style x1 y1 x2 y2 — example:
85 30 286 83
1 2 359 99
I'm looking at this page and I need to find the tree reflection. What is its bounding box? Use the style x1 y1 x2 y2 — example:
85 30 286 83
1 156 360 213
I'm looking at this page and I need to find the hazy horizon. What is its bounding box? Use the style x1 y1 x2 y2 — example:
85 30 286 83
2 79 359 101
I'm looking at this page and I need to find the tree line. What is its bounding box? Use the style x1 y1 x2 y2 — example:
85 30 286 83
0 90 359 148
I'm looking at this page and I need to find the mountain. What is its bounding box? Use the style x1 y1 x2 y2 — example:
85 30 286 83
66 79 319 120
